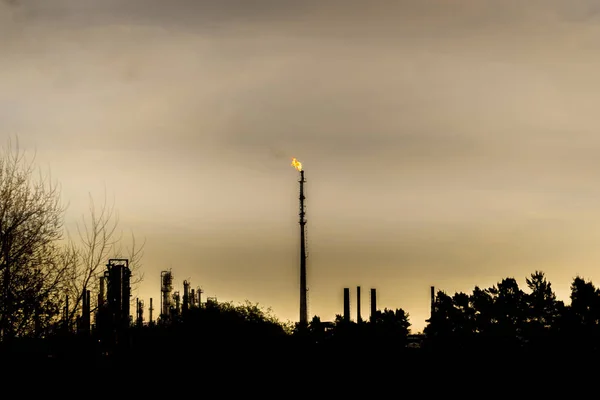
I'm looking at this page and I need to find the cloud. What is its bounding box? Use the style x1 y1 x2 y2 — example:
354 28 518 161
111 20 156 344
5 0 600 177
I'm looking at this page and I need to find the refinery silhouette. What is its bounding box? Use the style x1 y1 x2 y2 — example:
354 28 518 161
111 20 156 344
2 153 600 365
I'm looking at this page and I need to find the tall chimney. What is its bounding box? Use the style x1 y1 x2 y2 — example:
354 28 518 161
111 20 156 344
370 288 377 323
299 168 308 327
430 286 435 319
149 298 153 325
356 286 362 323
343 288 350 322
183 280 190 314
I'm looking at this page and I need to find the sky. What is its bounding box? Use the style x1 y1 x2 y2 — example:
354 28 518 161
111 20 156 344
4 0 600 332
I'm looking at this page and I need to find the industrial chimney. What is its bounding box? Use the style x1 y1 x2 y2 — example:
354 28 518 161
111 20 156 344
370 288 377 323
430 286 435 319
356 286 362 323
343 288 350 322
183 280 190 314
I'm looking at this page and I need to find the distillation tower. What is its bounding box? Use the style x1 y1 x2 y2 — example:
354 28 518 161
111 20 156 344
160 270 173 319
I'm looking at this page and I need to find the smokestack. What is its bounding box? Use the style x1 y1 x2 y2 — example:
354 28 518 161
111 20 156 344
298 166 308 327
183 280 190 314
356 286 362 323
370 288 376 323
343 288 350 322
430 286 435 319
149 298 153 325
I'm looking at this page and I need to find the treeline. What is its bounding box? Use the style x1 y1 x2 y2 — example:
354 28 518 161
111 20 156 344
6 271 600 363
425 271 600 354
108 300 414 363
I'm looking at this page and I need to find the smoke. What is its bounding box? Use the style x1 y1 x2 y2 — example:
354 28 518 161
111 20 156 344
268 147 290 161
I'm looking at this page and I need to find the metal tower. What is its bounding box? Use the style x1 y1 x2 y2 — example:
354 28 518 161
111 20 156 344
299 168 308 326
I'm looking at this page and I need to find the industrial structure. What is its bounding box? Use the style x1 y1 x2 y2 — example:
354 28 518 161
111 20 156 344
183 280 190 314
173 290 180 314
342 286 378 322
292 157 308 328
83 264 209 340
136 298 144 328
93 259 132 345
61 252 433 357
343 288 350 322
105 259 131 330
370 288 377 322
430 286 435 319
157 271 206 321
357 286 362 323
197 287 204 305
78 288 91 334
160 270 173 320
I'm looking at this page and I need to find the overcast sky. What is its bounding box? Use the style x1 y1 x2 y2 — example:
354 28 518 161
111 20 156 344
3 0 600 331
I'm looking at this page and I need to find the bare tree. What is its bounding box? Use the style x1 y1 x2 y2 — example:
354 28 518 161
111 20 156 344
0 137 71 339
63 190 145 329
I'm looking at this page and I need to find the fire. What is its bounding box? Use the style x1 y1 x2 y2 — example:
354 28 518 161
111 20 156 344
291 157 302 171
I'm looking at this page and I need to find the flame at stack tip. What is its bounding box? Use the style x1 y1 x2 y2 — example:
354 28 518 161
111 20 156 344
291 157 302 172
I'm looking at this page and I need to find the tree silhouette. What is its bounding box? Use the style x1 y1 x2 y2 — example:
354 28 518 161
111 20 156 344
371 308 411 349
0 138 70 340
0 137 145 340
308 315 326 344
522 271 563 349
